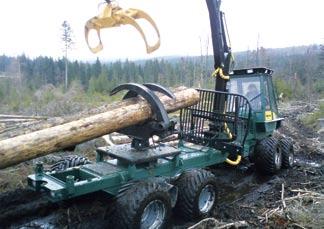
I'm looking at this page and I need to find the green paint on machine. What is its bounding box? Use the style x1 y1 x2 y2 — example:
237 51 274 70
28 68 283 203
27 65 292 229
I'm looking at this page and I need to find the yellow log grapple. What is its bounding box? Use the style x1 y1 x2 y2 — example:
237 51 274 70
85 0 160 54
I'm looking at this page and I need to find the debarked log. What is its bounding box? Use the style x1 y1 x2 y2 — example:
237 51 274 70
0 88 199 169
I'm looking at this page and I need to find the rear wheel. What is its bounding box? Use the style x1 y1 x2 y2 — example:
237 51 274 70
255 137 282 175
279 137 294 168
112 181 172 229
175 169 217 220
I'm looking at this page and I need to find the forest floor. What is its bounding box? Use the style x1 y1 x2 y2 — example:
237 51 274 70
0 101 323 229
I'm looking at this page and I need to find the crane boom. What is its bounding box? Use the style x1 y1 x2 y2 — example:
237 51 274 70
206 0 233 92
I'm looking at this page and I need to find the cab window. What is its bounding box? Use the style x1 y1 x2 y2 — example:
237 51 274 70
229 76 261 110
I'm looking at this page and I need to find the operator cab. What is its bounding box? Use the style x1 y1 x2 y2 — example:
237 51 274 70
228 68 278 121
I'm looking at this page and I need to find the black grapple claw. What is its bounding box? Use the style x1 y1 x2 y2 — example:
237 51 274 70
110 83 176 150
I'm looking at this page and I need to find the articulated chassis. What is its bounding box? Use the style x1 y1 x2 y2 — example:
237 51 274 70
28 88 251 202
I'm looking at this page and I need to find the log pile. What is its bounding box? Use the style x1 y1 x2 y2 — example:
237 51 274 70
0 115 47 136
0 87 199 169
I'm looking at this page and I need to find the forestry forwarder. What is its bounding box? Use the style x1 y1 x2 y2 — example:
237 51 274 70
28 0 295 228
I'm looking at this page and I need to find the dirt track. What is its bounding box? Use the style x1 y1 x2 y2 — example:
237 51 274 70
0 102 323 228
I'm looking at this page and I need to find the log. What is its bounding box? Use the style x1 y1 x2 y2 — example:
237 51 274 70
0 115 47 138
0 86 187 140
0 88 199 169
0 119 41 123
0 105 121 140
0 115 47 119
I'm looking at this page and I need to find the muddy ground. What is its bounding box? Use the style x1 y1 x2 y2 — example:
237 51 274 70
0 101 323 228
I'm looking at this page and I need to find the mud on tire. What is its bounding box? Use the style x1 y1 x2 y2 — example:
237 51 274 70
255 137 282 175
112 180 172 229
279 137 294 168
175 169 218 220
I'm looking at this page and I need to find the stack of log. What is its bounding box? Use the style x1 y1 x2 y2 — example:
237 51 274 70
0 87 199 169
0 115 47 135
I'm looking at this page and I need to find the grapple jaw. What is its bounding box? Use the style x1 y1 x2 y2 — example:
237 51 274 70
110 83 176 150
85 2 160 54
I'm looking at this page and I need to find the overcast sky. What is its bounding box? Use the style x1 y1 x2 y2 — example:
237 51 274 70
0 0 323 61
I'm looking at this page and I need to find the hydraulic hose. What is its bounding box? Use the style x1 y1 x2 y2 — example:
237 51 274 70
225 155 242 166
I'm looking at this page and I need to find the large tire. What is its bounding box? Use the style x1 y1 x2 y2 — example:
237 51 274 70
248 146 257 163
49 155 90 172
255 137 282 175
279 137 294 168
112 181 172 229
175 169 218 220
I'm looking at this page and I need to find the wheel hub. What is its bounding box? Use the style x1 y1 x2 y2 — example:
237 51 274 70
274 147 282 170
288 149 294 166
141 200 166 229
198 184 216 214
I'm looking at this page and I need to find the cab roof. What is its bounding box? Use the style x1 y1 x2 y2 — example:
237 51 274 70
230 67 273 76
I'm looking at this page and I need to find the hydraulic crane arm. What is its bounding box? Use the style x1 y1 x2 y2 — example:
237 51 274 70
84 0 233 91
206 1 237 163
206 0 233 92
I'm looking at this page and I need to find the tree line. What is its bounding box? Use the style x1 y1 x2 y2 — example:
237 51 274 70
0 44 323 102
0 55 215 93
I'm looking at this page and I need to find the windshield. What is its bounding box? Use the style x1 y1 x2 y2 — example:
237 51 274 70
229 76 261 110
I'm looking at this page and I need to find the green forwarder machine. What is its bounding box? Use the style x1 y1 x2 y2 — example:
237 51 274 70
28 0 294 228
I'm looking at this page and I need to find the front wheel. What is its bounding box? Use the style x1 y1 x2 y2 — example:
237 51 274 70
175 169 218 220
255 137 282 175
279 137 295 168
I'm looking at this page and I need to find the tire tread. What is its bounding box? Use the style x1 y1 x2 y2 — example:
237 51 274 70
175 169 217 220
255 137 281 175
112 181 171 229
279 137 294 168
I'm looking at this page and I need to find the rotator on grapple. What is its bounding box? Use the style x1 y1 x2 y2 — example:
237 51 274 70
28 0 295 228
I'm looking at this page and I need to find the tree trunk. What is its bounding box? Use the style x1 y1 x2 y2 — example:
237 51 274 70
0 88 199 169
65 55 68 91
